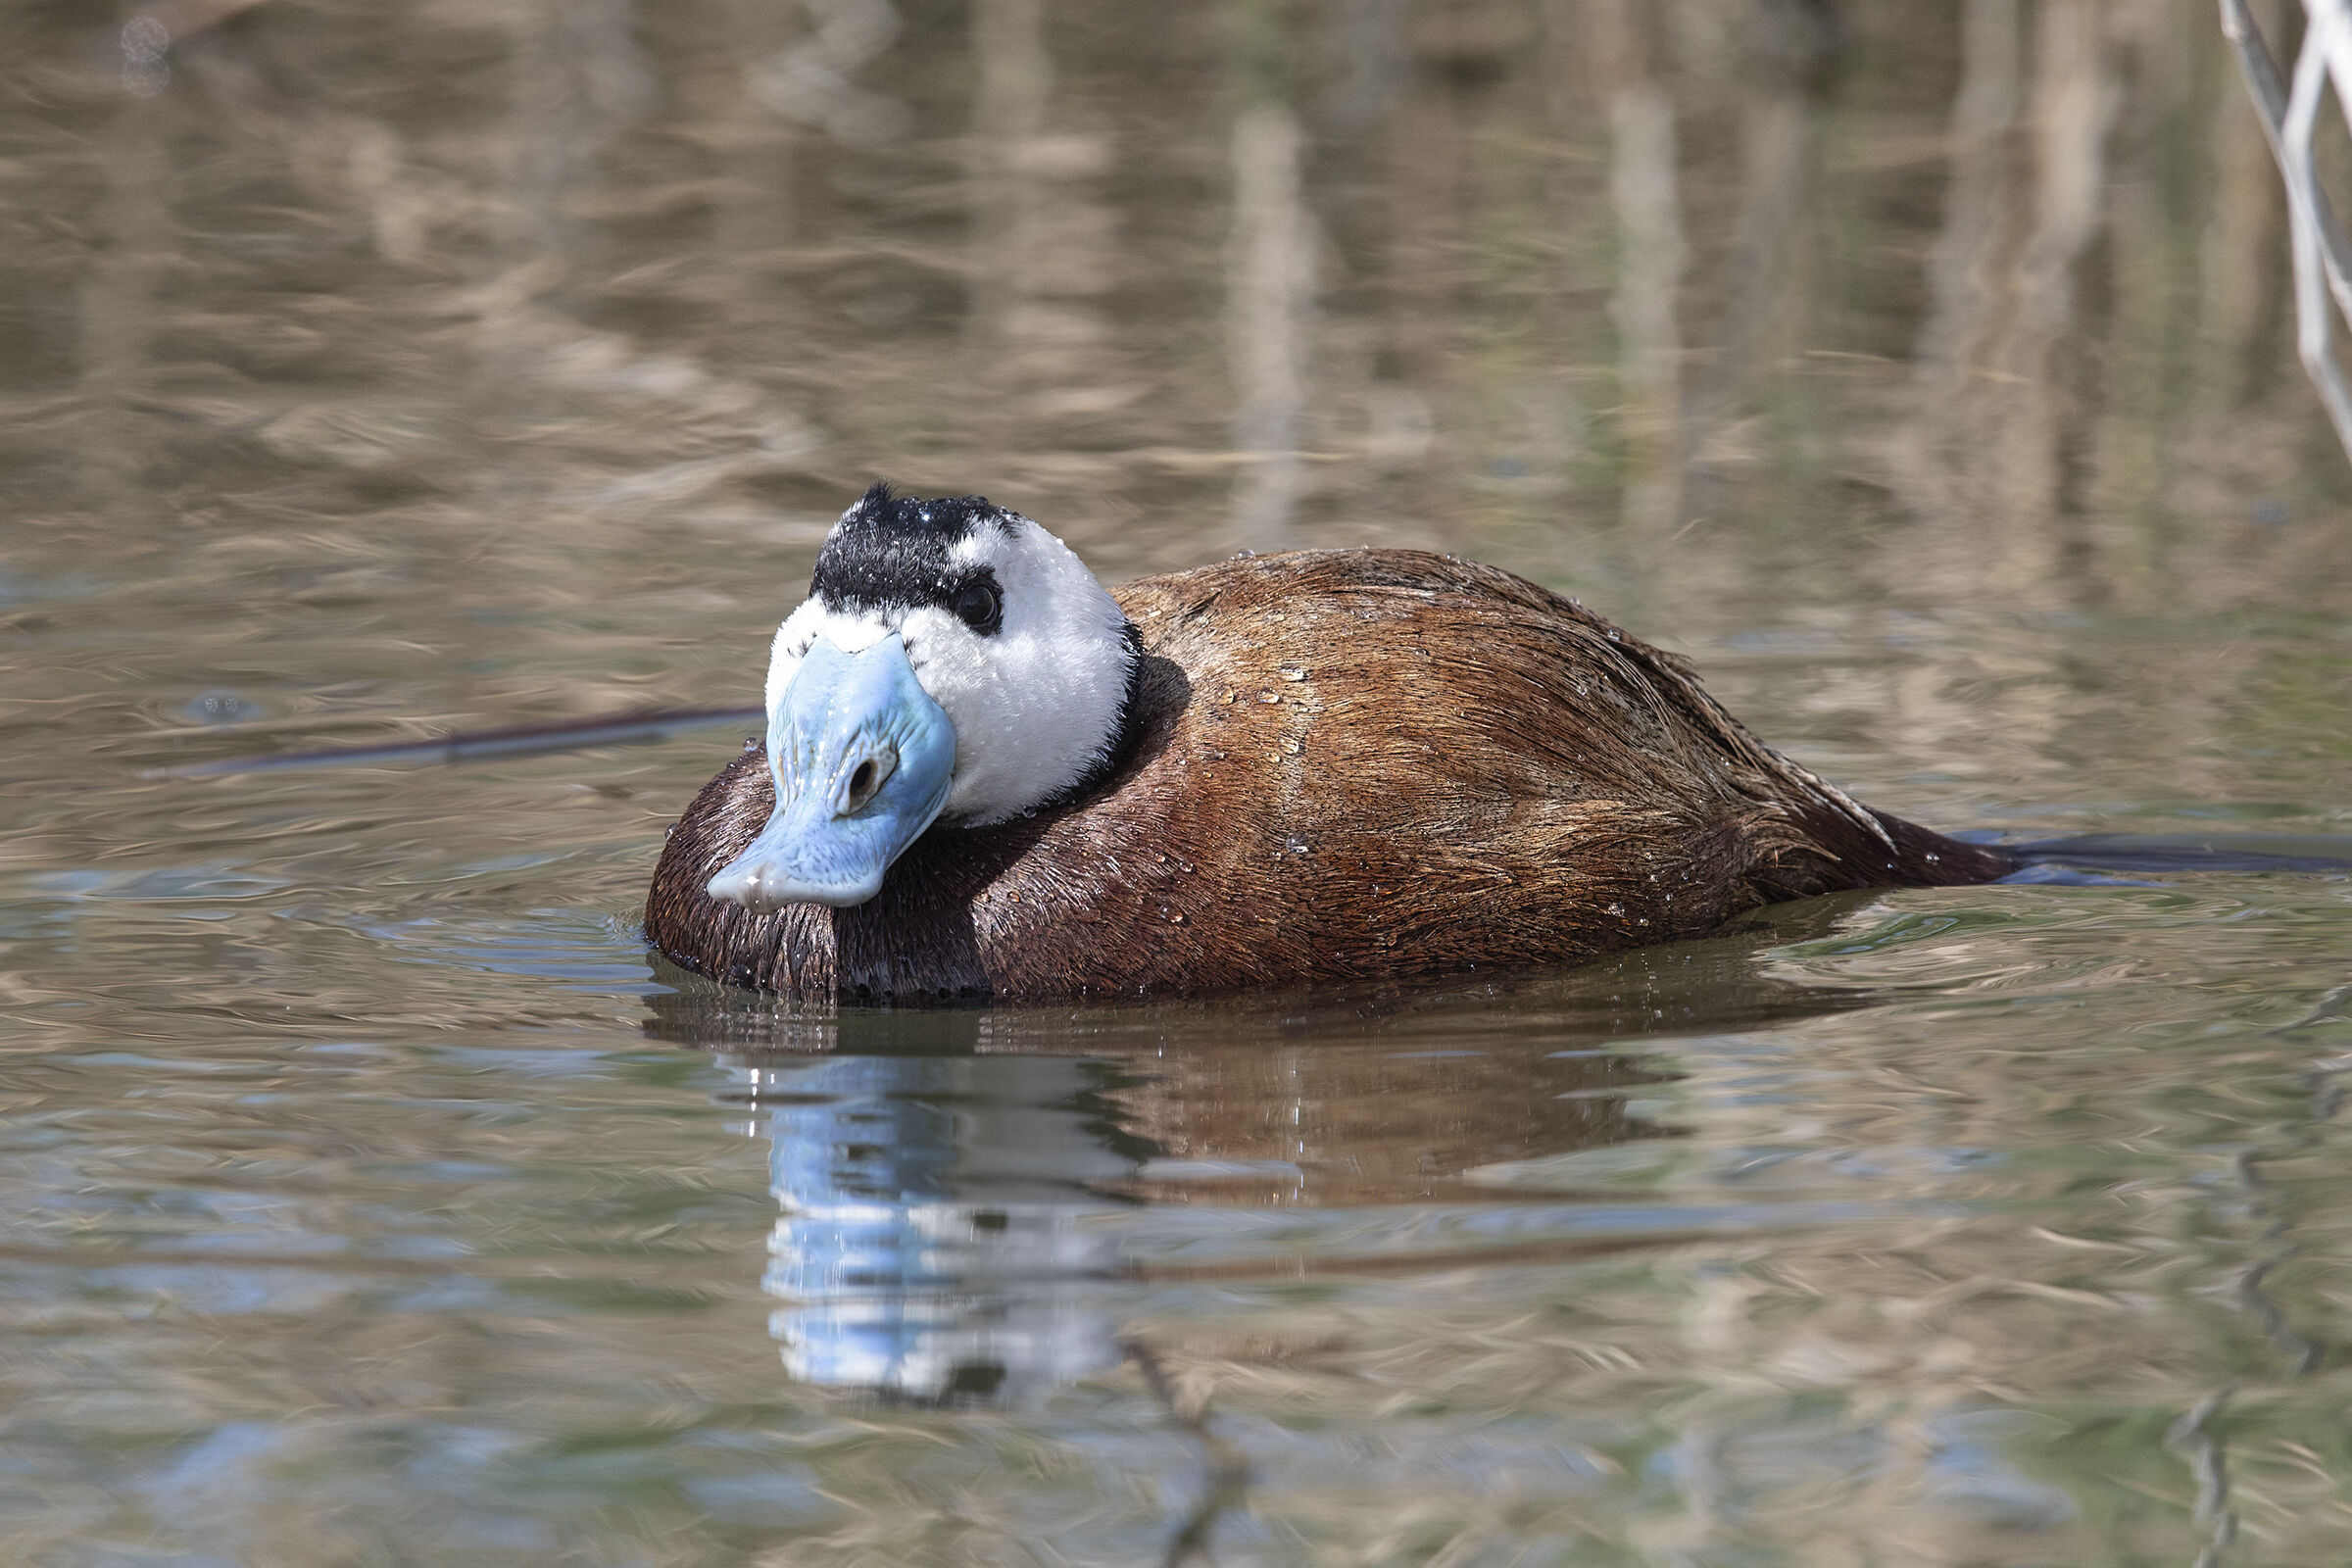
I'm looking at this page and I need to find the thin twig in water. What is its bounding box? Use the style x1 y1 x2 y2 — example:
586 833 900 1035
141 706 763 779
1125 1337 1250 1568
2161 983 2352 1568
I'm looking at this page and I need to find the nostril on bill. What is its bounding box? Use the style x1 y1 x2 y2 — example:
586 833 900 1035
841 748 898 815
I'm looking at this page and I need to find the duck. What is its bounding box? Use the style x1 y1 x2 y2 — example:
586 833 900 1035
645 484 2017 1002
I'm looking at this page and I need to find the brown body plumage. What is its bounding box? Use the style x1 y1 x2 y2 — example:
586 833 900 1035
646 548 2013 1001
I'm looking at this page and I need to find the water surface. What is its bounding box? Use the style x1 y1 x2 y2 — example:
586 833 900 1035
5 1 2352 1563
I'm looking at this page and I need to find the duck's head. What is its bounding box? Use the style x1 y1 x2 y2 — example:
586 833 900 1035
706 484 1137 912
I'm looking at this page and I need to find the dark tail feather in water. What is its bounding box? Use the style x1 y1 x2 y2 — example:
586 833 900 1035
1991 832 2352 883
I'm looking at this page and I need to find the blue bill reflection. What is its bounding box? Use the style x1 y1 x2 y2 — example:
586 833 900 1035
748 1054 1144 1403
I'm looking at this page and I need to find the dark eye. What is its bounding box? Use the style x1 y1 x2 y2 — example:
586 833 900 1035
951 576 1002 634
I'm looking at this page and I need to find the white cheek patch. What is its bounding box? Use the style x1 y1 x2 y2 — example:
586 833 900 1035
926 516 1133 824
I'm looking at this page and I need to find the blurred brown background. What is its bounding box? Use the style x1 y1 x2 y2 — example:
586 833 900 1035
8 0 2343 594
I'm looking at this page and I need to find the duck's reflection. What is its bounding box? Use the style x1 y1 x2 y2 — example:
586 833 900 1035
748 1047 1139 1402
650 898 1888 1404
714 1006 1669 1404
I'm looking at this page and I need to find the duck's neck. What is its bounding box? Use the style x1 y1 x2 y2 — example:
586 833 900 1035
1024 619 1146 816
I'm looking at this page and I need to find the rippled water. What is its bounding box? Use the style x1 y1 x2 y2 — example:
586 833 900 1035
7 0 2352 1563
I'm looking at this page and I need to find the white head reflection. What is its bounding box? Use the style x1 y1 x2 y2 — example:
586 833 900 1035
748 1053 1135 1404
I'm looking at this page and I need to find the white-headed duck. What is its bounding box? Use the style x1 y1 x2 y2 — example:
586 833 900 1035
645 485 2015 1001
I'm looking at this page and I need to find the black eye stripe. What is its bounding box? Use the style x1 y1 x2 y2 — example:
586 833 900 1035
811 564 1004 634
807 487 1018 635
